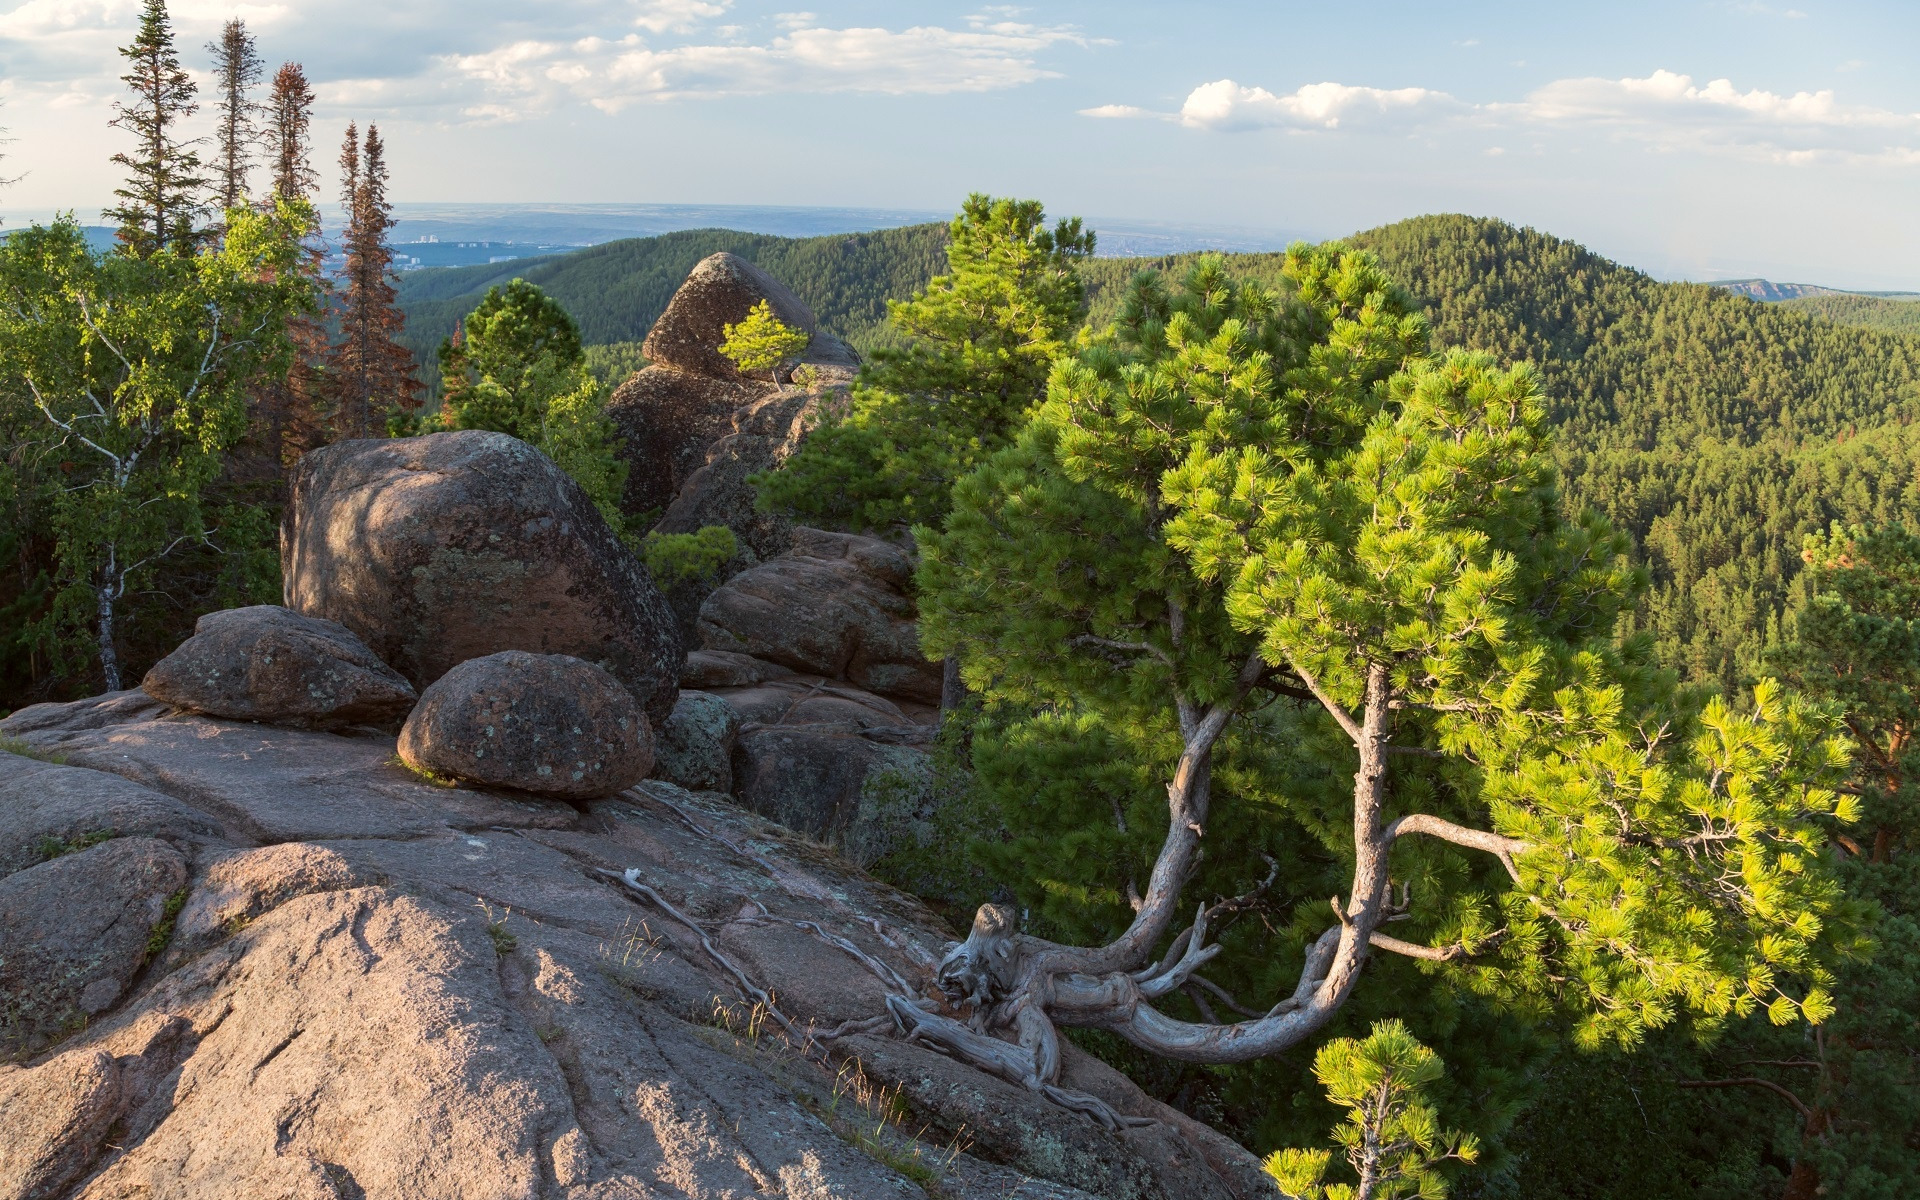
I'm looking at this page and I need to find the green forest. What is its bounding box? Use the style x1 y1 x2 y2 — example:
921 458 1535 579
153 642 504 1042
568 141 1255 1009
3 6 1918 1196
403 214 1920 696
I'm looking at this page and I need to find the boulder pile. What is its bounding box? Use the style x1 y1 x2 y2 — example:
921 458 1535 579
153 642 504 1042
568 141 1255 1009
667 527 945 862
283 429 683 725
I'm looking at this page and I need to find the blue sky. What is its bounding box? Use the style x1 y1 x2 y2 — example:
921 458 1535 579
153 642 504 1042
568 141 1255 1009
2 1 1916 286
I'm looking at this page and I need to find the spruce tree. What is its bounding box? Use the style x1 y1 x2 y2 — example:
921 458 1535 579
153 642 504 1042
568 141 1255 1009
757 194 1093 532
330 123 420 437
106 0 207 258
207 18 262 216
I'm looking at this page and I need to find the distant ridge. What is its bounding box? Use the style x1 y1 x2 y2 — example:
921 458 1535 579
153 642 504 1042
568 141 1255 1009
1710 277 1920 302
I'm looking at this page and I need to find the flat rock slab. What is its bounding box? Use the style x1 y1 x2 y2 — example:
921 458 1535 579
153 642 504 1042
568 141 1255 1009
142 604 416 729
0 748 217 880
1 697 579 843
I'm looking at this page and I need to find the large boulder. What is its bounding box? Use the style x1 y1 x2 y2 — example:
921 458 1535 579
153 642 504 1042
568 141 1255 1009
282 430 682 723
640 251 855 381
648 689 739 794
0 837 188 1056
398 651 654 799
698 527 943 705
141 604 417 729
606 366 764 519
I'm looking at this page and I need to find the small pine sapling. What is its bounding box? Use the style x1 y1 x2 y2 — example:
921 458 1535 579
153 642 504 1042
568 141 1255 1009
1264 1020 1479 1200
719 300 810 388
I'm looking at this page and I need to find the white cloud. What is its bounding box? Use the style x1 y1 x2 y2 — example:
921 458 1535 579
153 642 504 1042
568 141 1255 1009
1080 103 1157 120
439 18 1082 115
631 0 730 35
1089 69 1920 167
1175 79 1462 132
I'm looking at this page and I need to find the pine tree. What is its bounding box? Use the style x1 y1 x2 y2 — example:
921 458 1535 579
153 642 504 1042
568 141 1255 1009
330 123 420 438
756 194 1093 532
718 300 810 387
1265 1021 1479 1200
106 0 207 258
207 18 262 216
909 249 1861 1147
431 279 627 528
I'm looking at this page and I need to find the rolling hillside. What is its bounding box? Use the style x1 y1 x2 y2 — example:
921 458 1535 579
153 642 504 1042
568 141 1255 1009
398 214 1920 688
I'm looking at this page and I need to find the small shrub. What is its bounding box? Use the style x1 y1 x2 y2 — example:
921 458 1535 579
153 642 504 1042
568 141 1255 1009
640 525 739 588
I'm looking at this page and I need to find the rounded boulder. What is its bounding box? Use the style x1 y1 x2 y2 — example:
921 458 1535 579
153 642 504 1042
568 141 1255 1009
141 605 417 729
398 651 653 799
282 430 682 724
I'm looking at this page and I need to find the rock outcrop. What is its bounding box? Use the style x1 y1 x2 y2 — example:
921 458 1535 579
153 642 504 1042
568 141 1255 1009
0 831 188 1056
640 251 856 382
0 693 1271 1200
282 430 682 724
606 252 854 545
699 527 942 706
653 527 947 859
398 651 654 799
140 604 417 729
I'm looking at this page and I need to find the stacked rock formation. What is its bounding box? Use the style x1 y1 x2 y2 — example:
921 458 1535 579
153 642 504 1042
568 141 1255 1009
607 252 856 562
653 528 944 864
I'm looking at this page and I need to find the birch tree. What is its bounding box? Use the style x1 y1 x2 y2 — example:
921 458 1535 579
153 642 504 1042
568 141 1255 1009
0 206 313 689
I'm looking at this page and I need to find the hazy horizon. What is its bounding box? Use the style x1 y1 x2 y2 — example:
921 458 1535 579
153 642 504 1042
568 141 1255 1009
3 2 1916 289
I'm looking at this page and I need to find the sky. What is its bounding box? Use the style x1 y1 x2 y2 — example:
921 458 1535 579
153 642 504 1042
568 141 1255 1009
1 0 1916 287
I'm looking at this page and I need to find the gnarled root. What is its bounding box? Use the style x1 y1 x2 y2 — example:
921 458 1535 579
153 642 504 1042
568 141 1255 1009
885 995 1156 1131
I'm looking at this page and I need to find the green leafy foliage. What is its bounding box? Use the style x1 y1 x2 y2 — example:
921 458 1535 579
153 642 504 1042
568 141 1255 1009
639 525 739 588
719 299 810 383
0 204 314 689
1266 1020 1480 1200
915 247 1858 1168
422 279 629 532
758 195 1095 532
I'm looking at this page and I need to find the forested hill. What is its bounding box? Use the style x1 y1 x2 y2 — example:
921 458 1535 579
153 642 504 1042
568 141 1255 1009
1090 217 1920 688
1349 215 1920 688
400 213 1920 689
394 223 949 379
